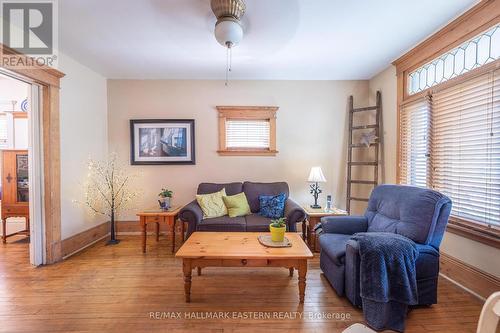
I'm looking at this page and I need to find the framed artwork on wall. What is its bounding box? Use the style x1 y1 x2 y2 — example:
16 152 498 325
130 119 195 165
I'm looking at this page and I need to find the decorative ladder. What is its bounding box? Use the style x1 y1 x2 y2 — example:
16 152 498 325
346 91 382 214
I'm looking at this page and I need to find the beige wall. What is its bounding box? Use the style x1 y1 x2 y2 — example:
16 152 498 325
368 66 397 185
107 80 369 220
368 66 500 278
60 53 109 239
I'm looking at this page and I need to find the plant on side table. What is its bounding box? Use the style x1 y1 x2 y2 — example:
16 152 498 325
269 217 287 242
158 188 173 211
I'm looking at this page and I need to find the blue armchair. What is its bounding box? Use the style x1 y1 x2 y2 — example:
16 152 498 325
319 184 452 307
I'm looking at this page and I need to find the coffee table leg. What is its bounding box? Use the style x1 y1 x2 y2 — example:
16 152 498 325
183 259 192 302
289 267 294 277
197 267 202 276
298 260 307 303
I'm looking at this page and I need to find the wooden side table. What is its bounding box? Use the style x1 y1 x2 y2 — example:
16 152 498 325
136 207 181 254
303 206 347 252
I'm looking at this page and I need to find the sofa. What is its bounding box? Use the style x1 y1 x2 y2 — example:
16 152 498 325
179 182 306 238
319 184 452 307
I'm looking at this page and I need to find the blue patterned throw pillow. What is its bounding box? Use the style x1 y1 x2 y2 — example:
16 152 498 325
259 193 286 219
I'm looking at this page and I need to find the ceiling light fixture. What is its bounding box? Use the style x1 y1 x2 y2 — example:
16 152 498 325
210 0 246 86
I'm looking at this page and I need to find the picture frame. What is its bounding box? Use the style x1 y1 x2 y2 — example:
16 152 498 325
130 119 195 165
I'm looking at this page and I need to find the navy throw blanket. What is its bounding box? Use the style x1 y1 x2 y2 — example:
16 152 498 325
351 232 419 332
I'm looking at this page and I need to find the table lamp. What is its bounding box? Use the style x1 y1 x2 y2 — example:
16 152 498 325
308 166 326 209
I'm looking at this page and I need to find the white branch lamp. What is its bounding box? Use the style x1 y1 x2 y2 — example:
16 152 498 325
308 166 326 209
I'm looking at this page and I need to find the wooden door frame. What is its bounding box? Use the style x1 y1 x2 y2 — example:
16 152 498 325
0 44 65 264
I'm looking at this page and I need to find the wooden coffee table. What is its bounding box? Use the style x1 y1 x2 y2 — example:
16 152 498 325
175 232 314 303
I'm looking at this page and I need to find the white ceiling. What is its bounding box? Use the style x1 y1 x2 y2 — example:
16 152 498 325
59 0 478 80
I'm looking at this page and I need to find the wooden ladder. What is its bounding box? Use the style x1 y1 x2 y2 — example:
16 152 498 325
346 91 382 214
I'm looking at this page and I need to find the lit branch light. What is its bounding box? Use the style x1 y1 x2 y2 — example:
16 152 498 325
80 153 140 245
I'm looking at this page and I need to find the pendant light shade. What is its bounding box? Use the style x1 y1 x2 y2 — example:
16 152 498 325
210 0 246 85
214 18 243 47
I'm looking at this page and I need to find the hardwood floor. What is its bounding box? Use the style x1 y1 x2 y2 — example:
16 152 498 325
0 235 484 333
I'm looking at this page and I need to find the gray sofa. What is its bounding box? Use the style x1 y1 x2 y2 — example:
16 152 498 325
179 182 306 238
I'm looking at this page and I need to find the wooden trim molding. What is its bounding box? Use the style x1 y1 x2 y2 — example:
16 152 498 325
1 43 65 264
447 218 500 249
440 253 500 299
12 112 28 119
393 1 500 103
216 106 278 156
61 222 110 258
393 0 500 74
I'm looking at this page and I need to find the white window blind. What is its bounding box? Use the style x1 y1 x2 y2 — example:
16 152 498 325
0 113 8 149
432 70 500 227
226 119 270 149
400 98 431 188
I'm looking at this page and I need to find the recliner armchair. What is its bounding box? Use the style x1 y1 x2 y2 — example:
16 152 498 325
319 184 452 307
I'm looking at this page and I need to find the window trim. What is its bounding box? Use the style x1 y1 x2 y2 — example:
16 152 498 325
216 106 278 156
393 0 500 246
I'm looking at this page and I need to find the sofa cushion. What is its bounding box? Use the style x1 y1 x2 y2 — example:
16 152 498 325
197 182 243 196
365 185 451 245
222 192 251 217
197 216 246 232
196 189 227 218
318 233 352 266
243 182 289 213
245 214 272 232
259 193 286 218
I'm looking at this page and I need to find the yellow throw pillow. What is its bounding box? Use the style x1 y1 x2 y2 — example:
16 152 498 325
222 192 251 218
196 188 228 218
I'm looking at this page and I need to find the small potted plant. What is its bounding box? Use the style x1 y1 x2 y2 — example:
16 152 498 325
158 188 173 211
269 217 287 242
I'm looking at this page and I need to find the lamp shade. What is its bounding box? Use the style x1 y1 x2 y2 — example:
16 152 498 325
308 166 326 183
214 18 244 47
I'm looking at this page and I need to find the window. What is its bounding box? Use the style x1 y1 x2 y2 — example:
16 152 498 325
394 2 500 246
226 119 270 149
408 24 500 95
432 71 500 227
400 69 500 230
217 106 278 156
399 97 431 188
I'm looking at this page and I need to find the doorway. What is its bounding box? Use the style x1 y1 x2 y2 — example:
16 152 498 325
0 72 44 266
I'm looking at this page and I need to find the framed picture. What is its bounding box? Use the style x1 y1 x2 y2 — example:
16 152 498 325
130 119 195 165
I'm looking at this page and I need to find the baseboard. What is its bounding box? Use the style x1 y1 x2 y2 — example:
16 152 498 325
440 253 500 299
61 221 110 258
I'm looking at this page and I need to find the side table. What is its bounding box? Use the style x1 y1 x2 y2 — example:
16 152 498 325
136 206 182 254
303 206 347 252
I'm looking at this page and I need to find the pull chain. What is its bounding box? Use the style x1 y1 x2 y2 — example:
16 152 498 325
225 42 233 87
225 46 229 86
